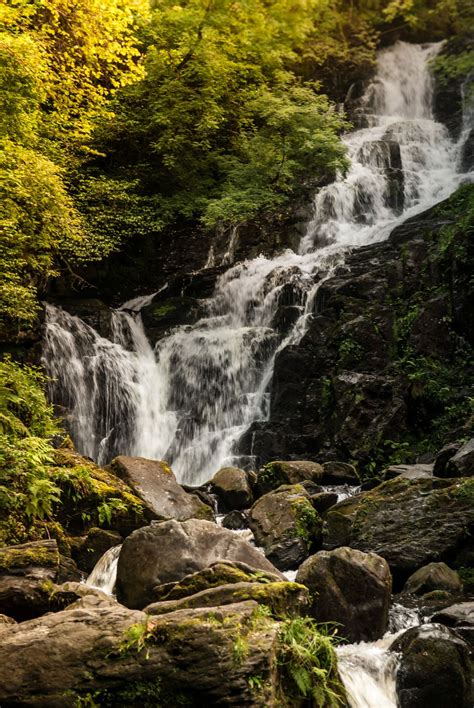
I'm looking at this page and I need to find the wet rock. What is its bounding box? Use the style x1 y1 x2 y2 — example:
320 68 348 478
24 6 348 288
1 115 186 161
73 527 123 573
140 296 204 345
0 540 80 621
145 580 309 618
434 441 463 476
222 510 249 530
116 519 284 609
256 460 324 495
296 547 391 642
445 439 474 478
392 624 472 708
48 299 114 339
403 562 462 596
309 492 339 514
248 485 322 571
110 456 214 522
432 602 474 649
211 467 253 511
322 461 359 485
324 477 474 578
152 560 282 603
383 463 433 481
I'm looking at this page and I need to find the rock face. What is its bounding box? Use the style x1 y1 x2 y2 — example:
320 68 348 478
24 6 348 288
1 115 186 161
403 562 462 596
296 547 392 642
0 599 284 706
392 624 472 708
116 519 284 609
256 460 324 495
0 540 80 621
211 467 253 510
110 456 214 521
324 477 474 578
248 485 322 571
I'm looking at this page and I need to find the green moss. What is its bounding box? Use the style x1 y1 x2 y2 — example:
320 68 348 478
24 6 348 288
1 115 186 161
151 303 177 318
75 678 192 707
258 462 286 492
291 498 322 546
0 543 58 572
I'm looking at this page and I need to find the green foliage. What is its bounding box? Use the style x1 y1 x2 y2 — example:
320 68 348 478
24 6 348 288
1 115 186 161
277 617 345 706
292 498 322 545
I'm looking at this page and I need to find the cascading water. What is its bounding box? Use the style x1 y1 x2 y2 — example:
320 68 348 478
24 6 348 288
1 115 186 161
85 545 122 595
43 41 473 484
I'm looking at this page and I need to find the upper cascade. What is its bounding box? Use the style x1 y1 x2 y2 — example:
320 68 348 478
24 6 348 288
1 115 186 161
43 41 473 485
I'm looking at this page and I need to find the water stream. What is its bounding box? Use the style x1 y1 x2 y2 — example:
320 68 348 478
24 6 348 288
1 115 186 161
43 42 473 486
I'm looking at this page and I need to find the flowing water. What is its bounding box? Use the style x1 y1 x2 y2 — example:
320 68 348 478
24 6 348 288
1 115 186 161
43 41 473 484
85 545 122 595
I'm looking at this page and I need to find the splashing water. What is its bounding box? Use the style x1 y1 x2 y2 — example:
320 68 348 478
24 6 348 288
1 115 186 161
43 41 473 484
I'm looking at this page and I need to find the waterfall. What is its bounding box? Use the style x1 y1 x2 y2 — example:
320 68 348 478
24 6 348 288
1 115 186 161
85 545 122 595
43 41 473 485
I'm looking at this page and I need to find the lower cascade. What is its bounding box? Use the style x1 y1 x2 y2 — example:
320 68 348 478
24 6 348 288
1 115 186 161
42 41 473 486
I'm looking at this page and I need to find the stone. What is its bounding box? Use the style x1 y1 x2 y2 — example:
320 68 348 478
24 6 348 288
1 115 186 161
211 467 253 511
116 519 284 609
110 456 214 522
145 580 309 619
0 600 284 706
0 540 80 621
403 562 462 596
383 463 433 481
322 461 359 485
256 460 324 495
446 439 474 478
296 547 392 642
248 485 322 571
74 527 123 573
433 441 462 476
309 492 339 514
0 614 16 629
222 510 248 530
392 624 472 708
152 560 282 602
324 477 474 578
431 602 474 649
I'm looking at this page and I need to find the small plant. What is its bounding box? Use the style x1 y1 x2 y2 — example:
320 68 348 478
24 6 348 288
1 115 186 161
118 621 154 659
97 498 128 526
232 633 249 666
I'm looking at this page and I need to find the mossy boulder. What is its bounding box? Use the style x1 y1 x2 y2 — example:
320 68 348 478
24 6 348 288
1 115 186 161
145 580 309 619
248 485 322 571
392 624 472 708
110 456 214 522
152 560 281 603
116 519 284 609
403 562 462 597
256 460 324 495
296 547 392 642
324 477 474 579
210 467 253 511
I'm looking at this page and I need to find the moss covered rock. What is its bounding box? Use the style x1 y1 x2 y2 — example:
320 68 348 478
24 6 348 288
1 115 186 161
248 484 322 571
210 467 253 511
256 460 324 495
403 562 462 596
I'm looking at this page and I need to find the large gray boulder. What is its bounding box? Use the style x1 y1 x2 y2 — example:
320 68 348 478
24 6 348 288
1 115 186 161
392 624 472 708
296 547 392 642
248 484 322 571
446 439 474 477
110 456 214 521
0 599 283 706
403 562 462 596
211 467 253 510
116 519 284 609
432 602 474 649
324 477 474 576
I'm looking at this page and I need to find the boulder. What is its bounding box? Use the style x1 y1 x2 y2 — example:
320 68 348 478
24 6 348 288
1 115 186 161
383 463 433 481
432 602 474 649
145 580 309 618
0 598 285 706
248 485 322 571
403 562 462 596
222 510 248 530
322 462 359 485
110 456 214 521
324 477 474 578
152 560 282 603
211 467 253 510
309 492 339 514
446 439 474 478
433 441 462 476
256 460 324 495
296 547 392 642
116 519 284 609
392 624 472 708
0 540 80 621
73 527 123 573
